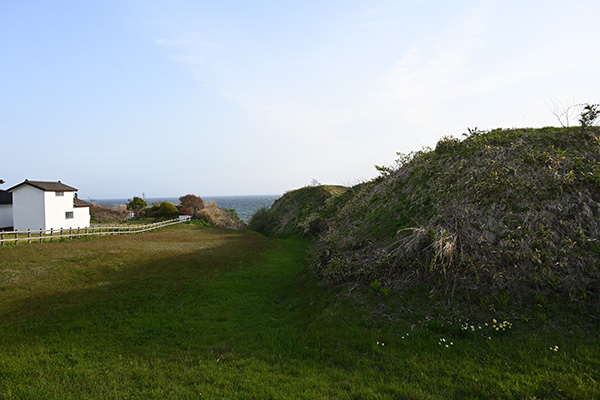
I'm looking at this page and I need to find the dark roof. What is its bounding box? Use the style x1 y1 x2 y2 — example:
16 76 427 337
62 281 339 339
74 197 93 208
7 180 77 192
0 190 12 205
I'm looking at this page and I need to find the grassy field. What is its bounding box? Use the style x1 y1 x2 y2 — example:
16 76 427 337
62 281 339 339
0 223 598 399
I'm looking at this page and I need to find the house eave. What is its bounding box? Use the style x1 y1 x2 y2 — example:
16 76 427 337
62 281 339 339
7 180 78 193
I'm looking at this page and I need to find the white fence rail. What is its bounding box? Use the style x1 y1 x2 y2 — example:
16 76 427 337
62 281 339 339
0 216 192 247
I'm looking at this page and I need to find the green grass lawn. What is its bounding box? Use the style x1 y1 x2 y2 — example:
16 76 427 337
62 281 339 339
0 224 598 399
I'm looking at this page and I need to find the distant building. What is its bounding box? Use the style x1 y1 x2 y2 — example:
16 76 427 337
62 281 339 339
2 180 92 231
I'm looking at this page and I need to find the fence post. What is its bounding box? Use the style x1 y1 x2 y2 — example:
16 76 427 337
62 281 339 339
0 220 187 248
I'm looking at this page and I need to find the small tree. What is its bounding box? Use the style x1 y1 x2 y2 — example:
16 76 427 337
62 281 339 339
179 194 204 216
579 103 599 134
126 196 147 217
546 97 577 132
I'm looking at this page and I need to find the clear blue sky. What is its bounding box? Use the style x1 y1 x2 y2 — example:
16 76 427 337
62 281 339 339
2 0 599 198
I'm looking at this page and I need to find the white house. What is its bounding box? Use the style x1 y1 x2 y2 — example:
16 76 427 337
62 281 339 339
4 180 92 231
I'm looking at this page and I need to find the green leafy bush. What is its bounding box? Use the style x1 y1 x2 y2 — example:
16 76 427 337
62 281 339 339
126 196 147 216
157 202 178 217
249 206 277 233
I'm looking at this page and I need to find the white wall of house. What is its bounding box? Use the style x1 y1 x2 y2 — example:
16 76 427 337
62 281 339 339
44 191 89 230
73 205 91 229
12 185 46 231
0 204 13 228
44 190 72 230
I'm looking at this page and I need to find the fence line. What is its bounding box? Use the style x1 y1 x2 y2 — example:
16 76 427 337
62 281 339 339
0 216 192 247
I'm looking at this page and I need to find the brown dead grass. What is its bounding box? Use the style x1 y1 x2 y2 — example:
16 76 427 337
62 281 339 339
197 201 245 230
90 204 128 223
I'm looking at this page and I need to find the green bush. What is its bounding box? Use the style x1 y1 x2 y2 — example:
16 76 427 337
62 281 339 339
249 206 276 234
126 196 147 216
157 202 179 217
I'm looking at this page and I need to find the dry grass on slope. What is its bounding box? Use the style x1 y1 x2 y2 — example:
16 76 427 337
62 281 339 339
314 127 600 312
197 201 245 230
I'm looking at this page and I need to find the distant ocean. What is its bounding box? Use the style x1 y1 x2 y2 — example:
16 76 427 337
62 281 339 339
95 195 281 221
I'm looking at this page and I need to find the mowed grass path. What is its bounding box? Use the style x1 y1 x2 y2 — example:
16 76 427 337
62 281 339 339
0 224 598 399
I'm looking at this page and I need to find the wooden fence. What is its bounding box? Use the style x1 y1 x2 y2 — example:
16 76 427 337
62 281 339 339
0 216 192 247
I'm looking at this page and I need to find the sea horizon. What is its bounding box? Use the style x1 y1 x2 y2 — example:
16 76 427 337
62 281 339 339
93 194 281 221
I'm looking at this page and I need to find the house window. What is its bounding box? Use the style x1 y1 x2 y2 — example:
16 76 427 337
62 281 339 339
65 211 74 219
56 191 64 197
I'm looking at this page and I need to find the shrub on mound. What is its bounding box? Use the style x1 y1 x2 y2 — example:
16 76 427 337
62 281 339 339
157 201 179 217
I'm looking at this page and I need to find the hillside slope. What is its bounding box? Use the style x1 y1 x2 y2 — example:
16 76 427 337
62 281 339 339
313 127 600 307
250 185 349 237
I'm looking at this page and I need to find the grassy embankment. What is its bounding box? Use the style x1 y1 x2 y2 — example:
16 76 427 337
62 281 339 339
1 223 598 399
253 127 600 323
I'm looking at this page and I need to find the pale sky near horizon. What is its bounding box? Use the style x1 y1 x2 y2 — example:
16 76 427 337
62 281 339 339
2 0 599 198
